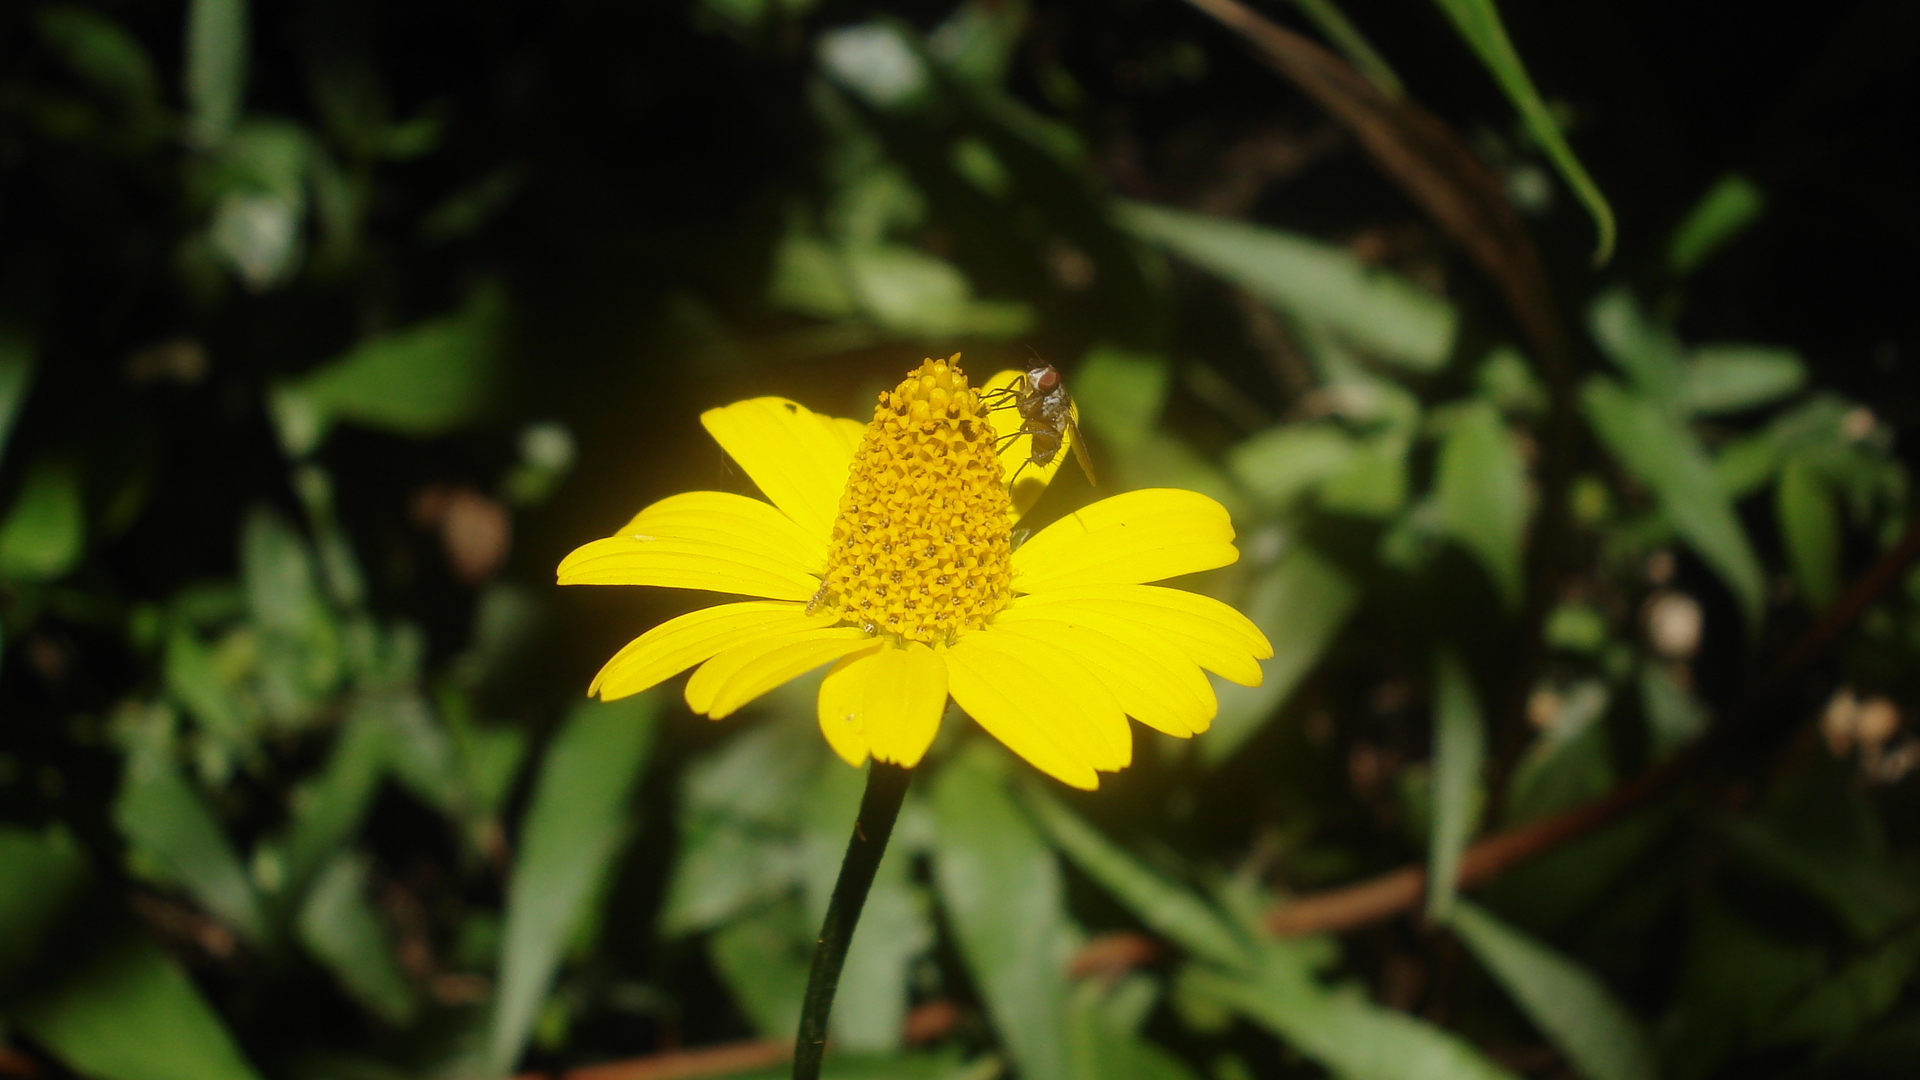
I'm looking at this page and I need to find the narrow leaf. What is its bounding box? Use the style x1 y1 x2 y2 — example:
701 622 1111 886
183 0 247 147
1449 900 1658 1080
15 933 264 1080
1775 458 1840 610
115 761 270 944
931 744 1073 1080
1427 0 1615 263
1427 650 1485 921
297 854 416 1024
0 826 92 986
1117 200 1457 371
486 695 657 1075
1683 346 1805 416
1433 402 1531 607
1022 783 1249 971
1667 173 1763 276
1581 377 1765 627
0 458 84 582
0 326 33 471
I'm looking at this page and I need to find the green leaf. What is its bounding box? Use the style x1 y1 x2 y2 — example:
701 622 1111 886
1021 784 1248 971
1283 0 1403 96
1073 346 1169 453
709 894 812 1038
1682 346 1804 415
1182 937 1519 1080
0 323 36 474
1581 377 1765 627
1637 663 1707 759
0 826 92 987
1771 916 1920 1049
1588 289 1684 402
1068 975 1202 1080
485 694 657 1076
1116 200 1457 371
1207 544 1358 765
114 760 270 944
1775 458 1841 610
1503 681 1612 826
297 854 415 1024
183 0 247 147
283 709 393 892
1426 650 1485 921
1667 173 1763 276
277 283 509 452
14 933 264 1080
1427 0 1615 263
37 6 164 115
0 458 84 582
1228 424 1358 511
1432 402 1531 607
1448 901 1658 1080
931 744 1073 1080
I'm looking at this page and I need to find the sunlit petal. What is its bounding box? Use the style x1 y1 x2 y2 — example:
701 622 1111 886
816 641 948 769
700 397 863 542
1012 488 1238 592
589 601 835 700
686 627 875 718
618 490 828 577
944 630 1129 788
986 617 1216 737
1005 583 1272 686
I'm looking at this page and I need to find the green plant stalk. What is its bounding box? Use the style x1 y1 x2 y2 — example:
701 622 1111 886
793 761 914 1080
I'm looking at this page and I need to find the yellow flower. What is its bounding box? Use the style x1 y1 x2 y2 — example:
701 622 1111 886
558 356 1272 789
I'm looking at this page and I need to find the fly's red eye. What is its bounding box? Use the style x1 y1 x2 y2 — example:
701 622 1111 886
1035 368 1058 391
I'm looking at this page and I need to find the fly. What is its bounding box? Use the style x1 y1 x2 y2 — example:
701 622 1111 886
986 361 1097 487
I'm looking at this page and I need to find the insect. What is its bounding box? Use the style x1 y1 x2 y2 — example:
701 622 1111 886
985 362 1097 487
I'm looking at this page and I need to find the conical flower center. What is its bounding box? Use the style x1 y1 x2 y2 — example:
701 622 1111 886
814 357 1014 645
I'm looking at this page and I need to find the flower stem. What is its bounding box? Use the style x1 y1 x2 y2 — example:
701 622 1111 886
793 760 914 1080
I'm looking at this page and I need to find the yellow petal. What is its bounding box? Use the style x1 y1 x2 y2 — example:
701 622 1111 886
1004 584 1272 686
686 627 875 718
985 618 1216 737
1012 488 1239 592
700 398 863 542
983 368 1071 522
816 647 883 767
618 491 827 578
943 630 1129 789
556 535 818 601
589 601 835 701
817 641 948 768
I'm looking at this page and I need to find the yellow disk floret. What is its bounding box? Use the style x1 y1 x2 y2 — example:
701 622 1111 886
813 356 1014 645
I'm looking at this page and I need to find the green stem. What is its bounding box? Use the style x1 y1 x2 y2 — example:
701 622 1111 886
793 761 913 1080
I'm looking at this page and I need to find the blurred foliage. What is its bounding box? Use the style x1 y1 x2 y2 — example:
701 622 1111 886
1 1 1918 1079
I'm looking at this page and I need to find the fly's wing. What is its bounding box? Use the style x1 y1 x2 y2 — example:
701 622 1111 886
1064 411 1097 485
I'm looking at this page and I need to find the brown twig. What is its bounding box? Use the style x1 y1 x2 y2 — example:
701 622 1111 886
1266 515 1920 937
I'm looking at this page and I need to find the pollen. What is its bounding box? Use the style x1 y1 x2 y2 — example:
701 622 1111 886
813 356 1014 645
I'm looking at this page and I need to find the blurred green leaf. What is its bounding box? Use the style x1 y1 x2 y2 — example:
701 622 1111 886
486 694 657 1075
14 933 263 1080
932 744 1073 1080
241 507 341 724
1449 900 1657 1080
1581 377 1765 627
1068 975 1201 1080
1770 915 1920 1049
1544 603 1609 655
1667 174 1763 276
710 894 812 1038
297 854 415 1024
114 760 270 945
1182 935 1518 1080
284 709 392 892
1663 897 1824 1077
1075 346 1170 453
1775 458 1841 610
0 458 84 582
1638 663 1707 759
183 0 247 147
1117 201 1457 372
1683 346 1804 415
1207 543 1358 765
662 814 804 937
819 23 931 109
37 6 164 117
1318 433 1411 518
1427 0 1614 263
0 326 32 472
1228 424 1357 511
1432 402 1531 607
0 826 92 987
1588 290 1684 403
1426 650 1485 922
1284 0 1403 96
1504 682 1610 826
278 283 509 452
204 121 311 291
1022 783 1249 971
